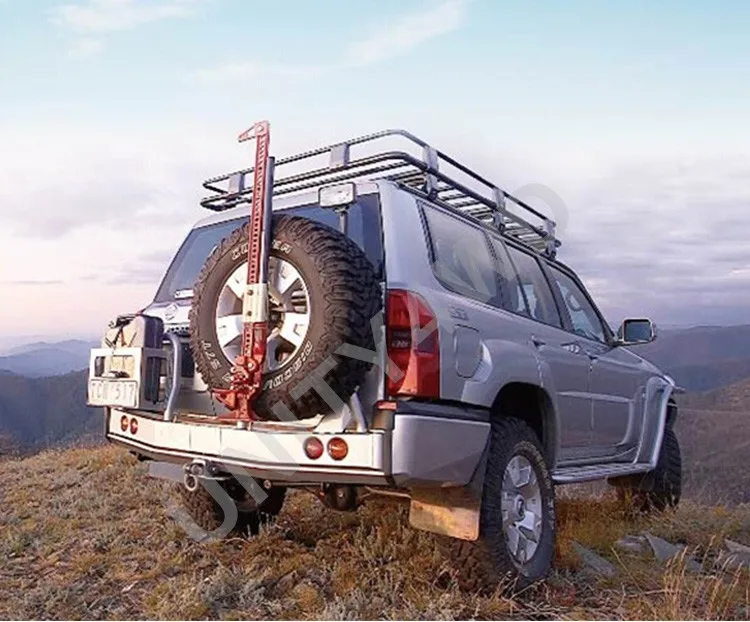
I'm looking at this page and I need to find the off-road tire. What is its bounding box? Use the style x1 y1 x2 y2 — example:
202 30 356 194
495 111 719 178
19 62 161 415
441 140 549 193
176 480 286 537
439 417 556 592
189 215 382 421
612 426 682 513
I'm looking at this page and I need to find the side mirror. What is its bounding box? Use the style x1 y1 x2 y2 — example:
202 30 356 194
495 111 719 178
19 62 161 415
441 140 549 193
616 318 657 345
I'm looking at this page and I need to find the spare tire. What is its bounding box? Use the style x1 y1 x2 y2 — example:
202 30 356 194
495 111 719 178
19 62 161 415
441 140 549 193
189 215 382 421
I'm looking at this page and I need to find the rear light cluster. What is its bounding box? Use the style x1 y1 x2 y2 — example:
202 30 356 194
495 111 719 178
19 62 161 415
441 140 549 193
386 289 440 398
304 437 348 461
120 415 139 435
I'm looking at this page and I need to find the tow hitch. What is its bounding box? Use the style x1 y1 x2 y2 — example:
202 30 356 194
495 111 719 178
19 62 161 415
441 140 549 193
182 460 227 492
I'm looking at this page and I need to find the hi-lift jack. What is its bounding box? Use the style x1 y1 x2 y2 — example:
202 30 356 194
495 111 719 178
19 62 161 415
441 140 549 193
212 120 275 424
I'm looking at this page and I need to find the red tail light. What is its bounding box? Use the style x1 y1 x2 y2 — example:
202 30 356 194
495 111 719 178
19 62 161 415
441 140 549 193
386 289 440 398
304 437 324 460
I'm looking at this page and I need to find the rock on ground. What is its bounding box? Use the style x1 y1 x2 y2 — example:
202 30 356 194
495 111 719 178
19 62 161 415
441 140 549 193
643 532 702 573
572 542 617 579
614 535 649 555
723 538 750 570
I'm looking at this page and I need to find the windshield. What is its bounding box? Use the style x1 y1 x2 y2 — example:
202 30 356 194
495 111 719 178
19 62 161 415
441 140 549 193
154 193 383 303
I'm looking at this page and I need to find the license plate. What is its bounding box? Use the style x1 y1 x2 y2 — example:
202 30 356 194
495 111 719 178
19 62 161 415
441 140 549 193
89 379 138 408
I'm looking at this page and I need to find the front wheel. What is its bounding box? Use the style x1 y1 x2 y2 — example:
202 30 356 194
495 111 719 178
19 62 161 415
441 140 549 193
611 426 682 513
441 417 556 591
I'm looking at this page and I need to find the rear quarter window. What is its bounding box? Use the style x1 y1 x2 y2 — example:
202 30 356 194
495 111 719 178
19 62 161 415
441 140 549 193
422 205 501 307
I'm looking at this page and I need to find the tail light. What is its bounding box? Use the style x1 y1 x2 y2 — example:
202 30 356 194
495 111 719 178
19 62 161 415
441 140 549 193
386 289 440 398
327 437 349 461
304 437 324 460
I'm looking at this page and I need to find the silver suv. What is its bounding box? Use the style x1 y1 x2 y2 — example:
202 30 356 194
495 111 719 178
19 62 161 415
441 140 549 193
88 129 682 589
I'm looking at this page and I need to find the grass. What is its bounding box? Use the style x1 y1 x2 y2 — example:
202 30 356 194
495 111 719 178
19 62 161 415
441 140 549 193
0 445 748 620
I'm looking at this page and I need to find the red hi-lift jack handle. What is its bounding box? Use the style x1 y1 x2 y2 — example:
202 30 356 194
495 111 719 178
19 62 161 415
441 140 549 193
213 121 274 423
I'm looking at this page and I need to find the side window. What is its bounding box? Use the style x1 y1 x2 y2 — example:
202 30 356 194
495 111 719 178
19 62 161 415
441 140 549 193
488 236 528 315
423 206 500 306
505 246 563 328
548 266 607 343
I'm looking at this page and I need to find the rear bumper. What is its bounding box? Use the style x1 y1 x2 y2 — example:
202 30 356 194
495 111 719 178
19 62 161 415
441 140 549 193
106 400 490 488
106 409 390 485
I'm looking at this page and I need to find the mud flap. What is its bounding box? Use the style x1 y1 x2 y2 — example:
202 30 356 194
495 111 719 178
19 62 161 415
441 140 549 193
408 486 481 541
408 437 489 541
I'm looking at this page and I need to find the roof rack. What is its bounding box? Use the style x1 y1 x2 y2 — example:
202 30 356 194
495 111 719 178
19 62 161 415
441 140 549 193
201 129 561 257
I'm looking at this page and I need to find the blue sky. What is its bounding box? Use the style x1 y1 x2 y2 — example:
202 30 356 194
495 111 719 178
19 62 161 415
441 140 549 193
0 0 749 343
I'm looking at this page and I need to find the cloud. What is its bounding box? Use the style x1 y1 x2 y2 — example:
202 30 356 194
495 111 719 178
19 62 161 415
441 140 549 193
99 248 176 286
188 60 325 85
52 0 206 33
0 280 64 286
189 0 470 84
556 156 750 326
52 0 209 55
0 128 230 239
67 37 104 58
346 0 469 67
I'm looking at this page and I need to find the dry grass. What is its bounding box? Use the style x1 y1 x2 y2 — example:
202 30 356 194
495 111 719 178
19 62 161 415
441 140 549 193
0 445 748 620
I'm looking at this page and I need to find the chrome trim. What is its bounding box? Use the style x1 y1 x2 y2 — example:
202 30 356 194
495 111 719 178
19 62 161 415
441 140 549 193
647 382 675 469
349 393 367 432
553 462 652 484
164 332 182 422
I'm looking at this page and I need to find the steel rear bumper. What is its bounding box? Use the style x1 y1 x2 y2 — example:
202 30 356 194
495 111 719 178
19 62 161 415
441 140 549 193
105 401 490 487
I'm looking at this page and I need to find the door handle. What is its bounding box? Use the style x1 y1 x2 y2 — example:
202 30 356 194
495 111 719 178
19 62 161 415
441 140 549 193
531 336 546 348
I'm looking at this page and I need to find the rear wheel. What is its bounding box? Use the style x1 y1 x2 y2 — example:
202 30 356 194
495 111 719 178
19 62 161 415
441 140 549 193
189 215 382 421
176 479 286 537
441 417 556 591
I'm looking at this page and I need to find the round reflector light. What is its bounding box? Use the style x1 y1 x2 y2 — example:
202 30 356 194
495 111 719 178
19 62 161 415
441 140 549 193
129 418 139 434
327 437 348 461
120 415 129 432
304 437 324 460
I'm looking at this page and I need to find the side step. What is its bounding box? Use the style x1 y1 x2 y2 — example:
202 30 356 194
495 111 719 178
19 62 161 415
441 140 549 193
553 463 652 484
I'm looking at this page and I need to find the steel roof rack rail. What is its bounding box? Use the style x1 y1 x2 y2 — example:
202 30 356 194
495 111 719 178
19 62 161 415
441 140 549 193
201 129 561 257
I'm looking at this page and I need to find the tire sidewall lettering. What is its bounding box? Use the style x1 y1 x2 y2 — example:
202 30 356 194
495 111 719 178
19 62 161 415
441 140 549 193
231 239 294 262
262 339 314 390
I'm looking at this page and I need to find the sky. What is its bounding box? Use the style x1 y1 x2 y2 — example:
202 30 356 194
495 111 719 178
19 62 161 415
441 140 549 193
0 0 749 345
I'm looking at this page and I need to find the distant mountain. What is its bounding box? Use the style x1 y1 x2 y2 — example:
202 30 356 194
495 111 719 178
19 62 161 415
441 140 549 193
0 339 97 378
637 324 750 392
665 358 750 393
0 370 102 451
0 432 18 456
679 376 750 412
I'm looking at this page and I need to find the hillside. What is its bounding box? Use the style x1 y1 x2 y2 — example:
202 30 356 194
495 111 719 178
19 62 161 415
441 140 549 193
674 379 750 504
680 377 750 413
639 325 750 367
638 325 750 392
0 339 96 378
678 409 750 504
0 370 101 452
0 445 748 620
